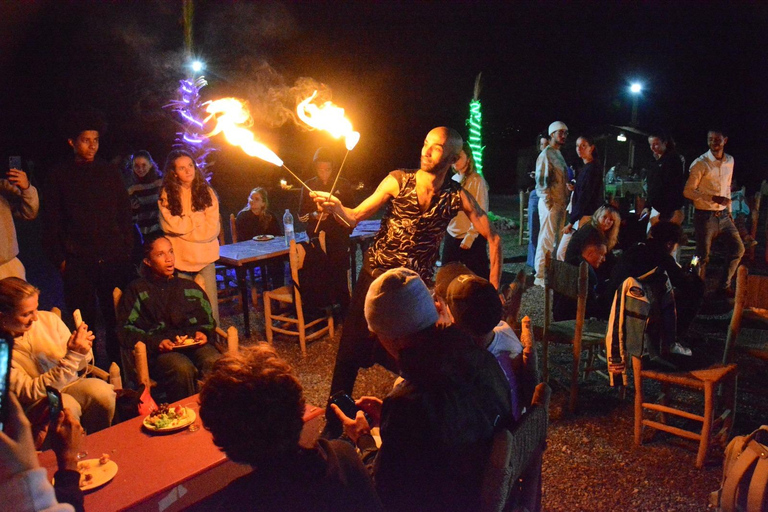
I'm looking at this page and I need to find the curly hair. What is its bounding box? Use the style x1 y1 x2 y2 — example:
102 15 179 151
199 344 306 466
591 204 621 251
0 277 40 314
161 150 213 217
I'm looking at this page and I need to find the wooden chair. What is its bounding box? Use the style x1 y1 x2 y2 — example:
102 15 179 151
480 383 551 512
518 189 529 245
724 265 768 365
263 232 335 356
632 356 737 468
747 192 761 261
113 287 239 390
229 212 261 308
542 251 607 413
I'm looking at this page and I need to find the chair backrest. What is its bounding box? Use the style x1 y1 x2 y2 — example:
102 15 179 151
290 232 335 311
218 214 226 246
480 382 551 512
543 251 588 332
724 265 768 363
229 213 238 243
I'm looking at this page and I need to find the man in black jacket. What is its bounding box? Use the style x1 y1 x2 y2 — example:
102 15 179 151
331 268 512 512
42 111 134 366
117 235 221 402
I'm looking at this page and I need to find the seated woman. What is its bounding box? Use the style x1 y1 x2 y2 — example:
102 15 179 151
234 187 284 288
0 277 115 433
564 204 621 281
199 344 383 512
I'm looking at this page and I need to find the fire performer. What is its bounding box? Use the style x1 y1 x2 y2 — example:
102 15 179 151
299 147 355 316
313 126 502 403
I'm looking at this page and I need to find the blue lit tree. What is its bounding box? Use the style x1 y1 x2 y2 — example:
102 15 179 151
165 76 216 180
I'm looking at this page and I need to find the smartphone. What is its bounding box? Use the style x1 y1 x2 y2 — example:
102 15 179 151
73 309 83 329
45 386 63 424
690 255 700 268
325 391 362 437
9 156 21 170
0 335 13 431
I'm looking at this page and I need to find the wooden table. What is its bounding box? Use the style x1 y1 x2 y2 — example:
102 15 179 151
38 397 325 512
218 220 381 337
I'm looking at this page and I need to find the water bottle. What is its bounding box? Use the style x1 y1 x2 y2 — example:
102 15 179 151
283 209 295 246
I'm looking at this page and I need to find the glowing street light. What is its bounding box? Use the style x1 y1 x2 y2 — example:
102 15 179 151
630 82 642 94
190 60 205 73
627 80 643 168
617 133 627 142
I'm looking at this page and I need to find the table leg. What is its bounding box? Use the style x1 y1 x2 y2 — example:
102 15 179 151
235 267 250 338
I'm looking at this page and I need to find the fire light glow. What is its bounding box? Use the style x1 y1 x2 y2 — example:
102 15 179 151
204 98 284 167
296 91 360 150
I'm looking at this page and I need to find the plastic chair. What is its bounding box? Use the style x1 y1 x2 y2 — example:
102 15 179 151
263 232 335 356
113 287 238 390
632 356 737 468
724 265 768 365
480 382 551 512
541 251 607 413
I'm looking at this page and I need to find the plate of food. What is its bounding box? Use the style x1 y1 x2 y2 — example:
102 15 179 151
253 234 275 241
170 334 204 349
142 404 196 432
54 456 118 491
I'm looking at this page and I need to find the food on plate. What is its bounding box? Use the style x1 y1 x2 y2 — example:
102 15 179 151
253 234 275 241
144 403 189 430
99 454 110 465
174 334 195 346
80 472 94 488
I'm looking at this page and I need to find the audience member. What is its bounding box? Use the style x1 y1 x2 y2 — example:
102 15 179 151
198 344 383 512
608 221 704 353
0 277 115 432
158 149 221 325
553 227 608 322
0 164 39 280
684 129 744 296
729 181 758 248
442 143 491 279
127 150 163 244
534 121 569 287
42 111 134 366
235 187 284 288
332 268 512 512
0 393 85 512
312 127 501 399
435 262 538 420
526 134 550 269
643 130 687 227
558 135 603 261
116 234 221 402
299 148 355 315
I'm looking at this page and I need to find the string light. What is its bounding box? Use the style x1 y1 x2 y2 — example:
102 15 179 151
467 99 484 176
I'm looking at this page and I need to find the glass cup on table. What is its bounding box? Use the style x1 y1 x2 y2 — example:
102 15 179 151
76 429 88 460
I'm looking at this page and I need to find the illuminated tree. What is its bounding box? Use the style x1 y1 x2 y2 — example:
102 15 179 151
466 73 484 176
165 76 216 180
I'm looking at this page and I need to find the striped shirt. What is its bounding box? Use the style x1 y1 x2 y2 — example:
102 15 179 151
127 175 163 237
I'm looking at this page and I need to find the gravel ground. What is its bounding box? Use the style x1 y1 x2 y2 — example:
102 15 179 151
218 194 767 512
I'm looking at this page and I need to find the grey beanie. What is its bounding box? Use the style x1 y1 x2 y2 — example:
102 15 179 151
364 268 439 339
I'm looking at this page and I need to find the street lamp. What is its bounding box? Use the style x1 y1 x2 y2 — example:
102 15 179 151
628 81 643 168
190 60 205 73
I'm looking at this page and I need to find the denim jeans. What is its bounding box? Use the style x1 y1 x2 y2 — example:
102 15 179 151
526 189 540 268
151 343 222 403
693 209 745 289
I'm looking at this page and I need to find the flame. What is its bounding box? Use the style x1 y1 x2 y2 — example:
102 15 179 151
296 91 360 150
204 98 283 167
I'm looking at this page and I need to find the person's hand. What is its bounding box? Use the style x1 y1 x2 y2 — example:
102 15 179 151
7 168 30 190
158 339 175 353
330 405 371 444
0 393 41 481
298 213 310 223
566 182 575 192
66 322 93 355
355 396 383 427
433 294 453 328
50 409 84 472
562 223 574 235
459 237 473 250
311 191 341 213
194 331 207 345
713 195 731 205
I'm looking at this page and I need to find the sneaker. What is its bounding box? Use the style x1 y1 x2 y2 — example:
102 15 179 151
670 342 692 356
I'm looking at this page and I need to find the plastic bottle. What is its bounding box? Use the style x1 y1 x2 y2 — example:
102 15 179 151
283 209 295 246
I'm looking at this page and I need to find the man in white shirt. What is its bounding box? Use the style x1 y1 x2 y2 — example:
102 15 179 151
683 129 744 295
533 121 569 287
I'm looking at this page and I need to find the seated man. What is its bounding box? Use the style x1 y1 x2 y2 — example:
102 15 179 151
332 268 512 512
553 227 609 321
198 344 383 512
116 234 221 402
607 221 704 353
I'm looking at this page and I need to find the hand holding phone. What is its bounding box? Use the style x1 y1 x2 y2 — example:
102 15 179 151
8 156 21 170
73 309 83 329
45 386 63 423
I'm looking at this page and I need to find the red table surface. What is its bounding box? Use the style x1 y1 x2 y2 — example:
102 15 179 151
38 397 325 512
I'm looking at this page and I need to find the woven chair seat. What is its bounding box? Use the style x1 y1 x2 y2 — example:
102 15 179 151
547 319 607 345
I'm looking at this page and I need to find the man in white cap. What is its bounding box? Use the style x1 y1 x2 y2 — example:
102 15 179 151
331 267 512 512
533 121 569 287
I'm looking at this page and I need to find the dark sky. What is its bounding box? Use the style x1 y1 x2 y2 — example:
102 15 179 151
1 1 765 194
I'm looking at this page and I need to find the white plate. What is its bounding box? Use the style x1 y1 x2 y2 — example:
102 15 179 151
54 458 118 492
253 234 275 241
142 407 196 432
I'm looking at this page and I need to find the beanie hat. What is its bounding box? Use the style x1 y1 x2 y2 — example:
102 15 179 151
365 268 438 340
434 262 474 300
446 274 502 337
313 147 334 165
548 121 568 136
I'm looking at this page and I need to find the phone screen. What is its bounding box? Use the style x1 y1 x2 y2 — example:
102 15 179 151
46 387 62 421
0 336 12 431
8 156 21 170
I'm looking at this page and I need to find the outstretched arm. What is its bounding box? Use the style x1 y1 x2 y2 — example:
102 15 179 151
313 174 399 228
461 188 502 289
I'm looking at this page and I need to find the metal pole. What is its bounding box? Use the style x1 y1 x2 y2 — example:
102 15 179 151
629 95 639 169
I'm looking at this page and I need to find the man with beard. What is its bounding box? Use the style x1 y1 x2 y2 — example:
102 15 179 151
312 127 502 404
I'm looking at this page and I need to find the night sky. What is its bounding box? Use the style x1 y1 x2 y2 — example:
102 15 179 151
1 1 765 197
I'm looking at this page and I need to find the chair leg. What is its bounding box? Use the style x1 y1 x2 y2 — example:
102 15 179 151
328 311 335 339
264 296 274 344
697 381 714 469
633 356 643 446
569 338 582 413
542 338 550 385
296 299 307 357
